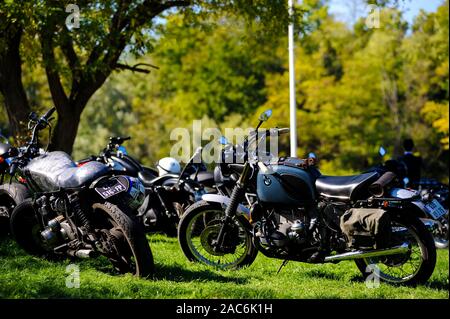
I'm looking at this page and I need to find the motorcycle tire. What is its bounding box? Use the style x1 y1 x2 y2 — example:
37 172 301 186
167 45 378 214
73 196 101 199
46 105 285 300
10 198 48 255
0 183 30 236
92 202 154 278
178 200 257 269
355 213 436 286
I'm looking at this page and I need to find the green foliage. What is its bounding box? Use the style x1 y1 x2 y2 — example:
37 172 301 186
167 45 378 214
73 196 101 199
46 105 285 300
72 1 449 181
2 1 447 180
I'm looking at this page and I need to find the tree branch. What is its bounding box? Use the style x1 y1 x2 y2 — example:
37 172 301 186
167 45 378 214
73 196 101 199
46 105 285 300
40 27 69 112
115 62 159 74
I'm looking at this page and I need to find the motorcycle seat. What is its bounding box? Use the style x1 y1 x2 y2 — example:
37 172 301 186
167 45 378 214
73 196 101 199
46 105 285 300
138 168 158 187
57 161 110 188
315 172 379 201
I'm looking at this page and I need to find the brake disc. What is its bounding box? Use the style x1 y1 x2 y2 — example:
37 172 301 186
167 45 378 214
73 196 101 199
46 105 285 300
200 221 239 256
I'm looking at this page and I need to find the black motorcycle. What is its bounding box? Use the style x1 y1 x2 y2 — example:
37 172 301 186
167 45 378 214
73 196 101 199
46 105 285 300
0 131 34 235
178 109 437 285
7 108 154 277
370 147 449 249
79 137 214 236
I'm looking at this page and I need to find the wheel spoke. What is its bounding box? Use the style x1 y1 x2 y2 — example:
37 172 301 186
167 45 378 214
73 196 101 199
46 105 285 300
185 209 251 269
365 221 425 283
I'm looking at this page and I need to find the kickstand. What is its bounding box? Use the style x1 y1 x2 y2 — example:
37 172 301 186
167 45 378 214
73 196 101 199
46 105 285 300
277 260 289 274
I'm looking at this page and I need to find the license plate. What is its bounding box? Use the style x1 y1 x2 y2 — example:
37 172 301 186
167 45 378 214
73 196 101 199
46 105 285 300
95 179 128 199
424 199 447 219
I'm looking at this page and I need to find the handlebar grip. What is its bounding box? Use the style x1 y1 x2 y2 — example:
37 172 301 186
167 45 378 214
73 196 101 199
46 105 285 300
110 136 131 144
42 107 56 120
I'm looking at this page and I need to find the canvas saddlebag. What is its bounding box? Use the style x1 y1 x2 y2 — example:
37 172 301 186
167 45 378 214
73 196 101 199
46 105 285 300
340 208 391 249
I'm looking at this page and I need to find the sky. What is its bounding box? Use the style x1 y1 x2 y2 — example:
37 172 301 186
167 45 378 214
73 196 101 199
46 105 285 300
328 0 444 27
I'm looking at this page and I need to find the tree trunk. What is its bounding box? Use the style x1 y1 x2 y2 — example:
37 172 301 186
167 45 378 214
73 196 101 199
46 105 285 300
48 106 82 155
0 26 30 142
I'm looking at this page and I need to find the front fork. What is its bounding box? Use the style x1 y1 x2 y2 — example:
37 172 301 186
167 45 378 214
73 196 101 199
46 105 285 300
214 162 252 250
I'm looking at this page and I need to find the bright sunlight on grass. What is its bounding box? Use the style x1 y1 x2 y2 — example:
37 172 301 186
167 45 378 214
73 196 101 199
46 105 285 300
0 234 448 299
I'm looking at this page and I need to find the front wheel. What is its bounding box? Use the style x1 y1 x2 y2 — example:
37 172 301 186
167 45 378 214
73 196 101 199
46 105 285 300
92 202 154 278
178 200 257 269
355 214 436 285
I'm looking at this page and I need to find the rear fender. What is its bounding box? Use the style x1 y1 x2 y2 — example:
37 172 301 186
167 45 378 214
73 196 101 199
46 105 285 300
389 188 428 218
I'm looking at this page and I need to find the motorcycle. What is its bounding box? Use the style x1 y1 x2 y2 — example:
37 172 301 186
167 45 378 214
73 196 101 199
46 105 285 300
372 147 449 249
0 122 42 235
7 108 154 277
78 137 214 236
178 109 437 285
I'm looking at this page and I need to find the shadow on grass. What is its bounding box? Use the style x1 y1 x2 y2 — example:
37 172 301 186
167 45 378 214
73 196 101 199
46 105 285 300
303 268 344 281
425 278 450 291
84 258 247 284
153 263 248 284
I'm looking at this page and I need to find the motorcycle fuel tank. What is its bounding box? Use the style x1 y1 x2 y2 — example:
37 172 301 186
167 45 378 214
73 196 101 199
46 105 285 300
257 158 318 206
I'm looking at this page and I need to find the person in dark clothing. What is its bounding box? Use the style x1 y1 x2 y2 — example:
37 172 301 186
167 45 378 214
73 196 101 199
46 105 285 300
398 138 423 183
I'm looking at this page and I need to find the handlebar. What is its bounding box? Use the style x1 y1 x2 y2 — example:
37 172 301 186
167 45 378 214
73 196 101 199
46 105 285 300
42 107 56 120
7 107 56 175
109 136 131 147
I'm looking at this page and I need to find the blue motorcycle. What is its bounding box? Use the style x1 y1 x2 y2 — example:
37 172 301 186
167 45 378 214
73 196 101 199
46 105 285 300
178 110 437 285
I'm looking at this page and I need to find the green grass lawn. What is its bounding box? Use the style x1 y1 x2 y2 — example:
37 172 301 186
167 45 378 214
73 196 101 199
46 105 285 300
0 234 448 299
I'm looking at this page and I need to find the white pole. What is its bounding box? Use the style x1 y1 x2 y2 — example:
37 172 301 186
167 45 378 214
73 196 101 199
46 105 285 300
288 0 297 157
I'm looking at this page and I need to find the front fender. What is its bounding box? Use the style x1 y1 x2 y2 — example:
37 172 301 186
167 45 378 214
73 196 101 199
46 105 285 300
201 194 250 218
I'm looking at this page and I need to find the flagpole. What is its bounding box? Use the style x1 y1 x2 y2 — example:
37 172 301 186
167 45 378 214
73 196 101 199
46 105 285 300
288 0 297 157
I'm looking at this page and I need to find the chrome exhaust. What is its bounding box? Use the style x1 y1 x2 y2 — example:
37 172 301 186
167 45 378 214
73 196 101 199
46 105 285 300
67 249 95 258
324 242 410 262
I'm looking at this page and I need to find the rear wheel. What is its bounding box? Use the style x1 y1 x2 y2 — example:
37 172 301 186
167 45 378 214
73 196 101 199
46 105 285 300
178 200 257 269
92 202 154 278
355 214 436 285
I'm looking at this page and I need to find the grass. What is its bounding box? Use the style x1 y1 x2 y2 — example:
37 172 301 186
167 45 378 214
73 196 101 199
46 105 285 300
0 234 448 299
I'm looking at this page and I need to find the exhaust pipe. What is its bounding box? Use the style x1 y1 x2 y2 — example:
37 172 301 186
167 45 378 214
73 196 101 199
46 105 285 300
324 242 409 262
68 249 95 258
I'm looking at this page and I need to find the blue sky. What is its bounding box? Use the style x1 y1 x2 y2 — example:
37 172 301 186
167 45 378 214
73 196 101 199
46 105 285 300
328 0 444 26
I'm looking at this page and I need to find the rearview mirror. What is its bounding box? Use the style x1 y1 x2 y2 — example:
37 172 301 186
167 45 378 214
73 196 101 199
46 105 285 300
378 146 386 157
403 177 410 187
258 109 272 122
308 152 317 159
219 136 229 145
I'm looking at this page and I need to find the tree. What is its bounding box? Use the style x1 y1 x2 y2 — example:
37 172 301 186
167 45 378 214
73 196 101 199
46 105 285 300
0 0 294 154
